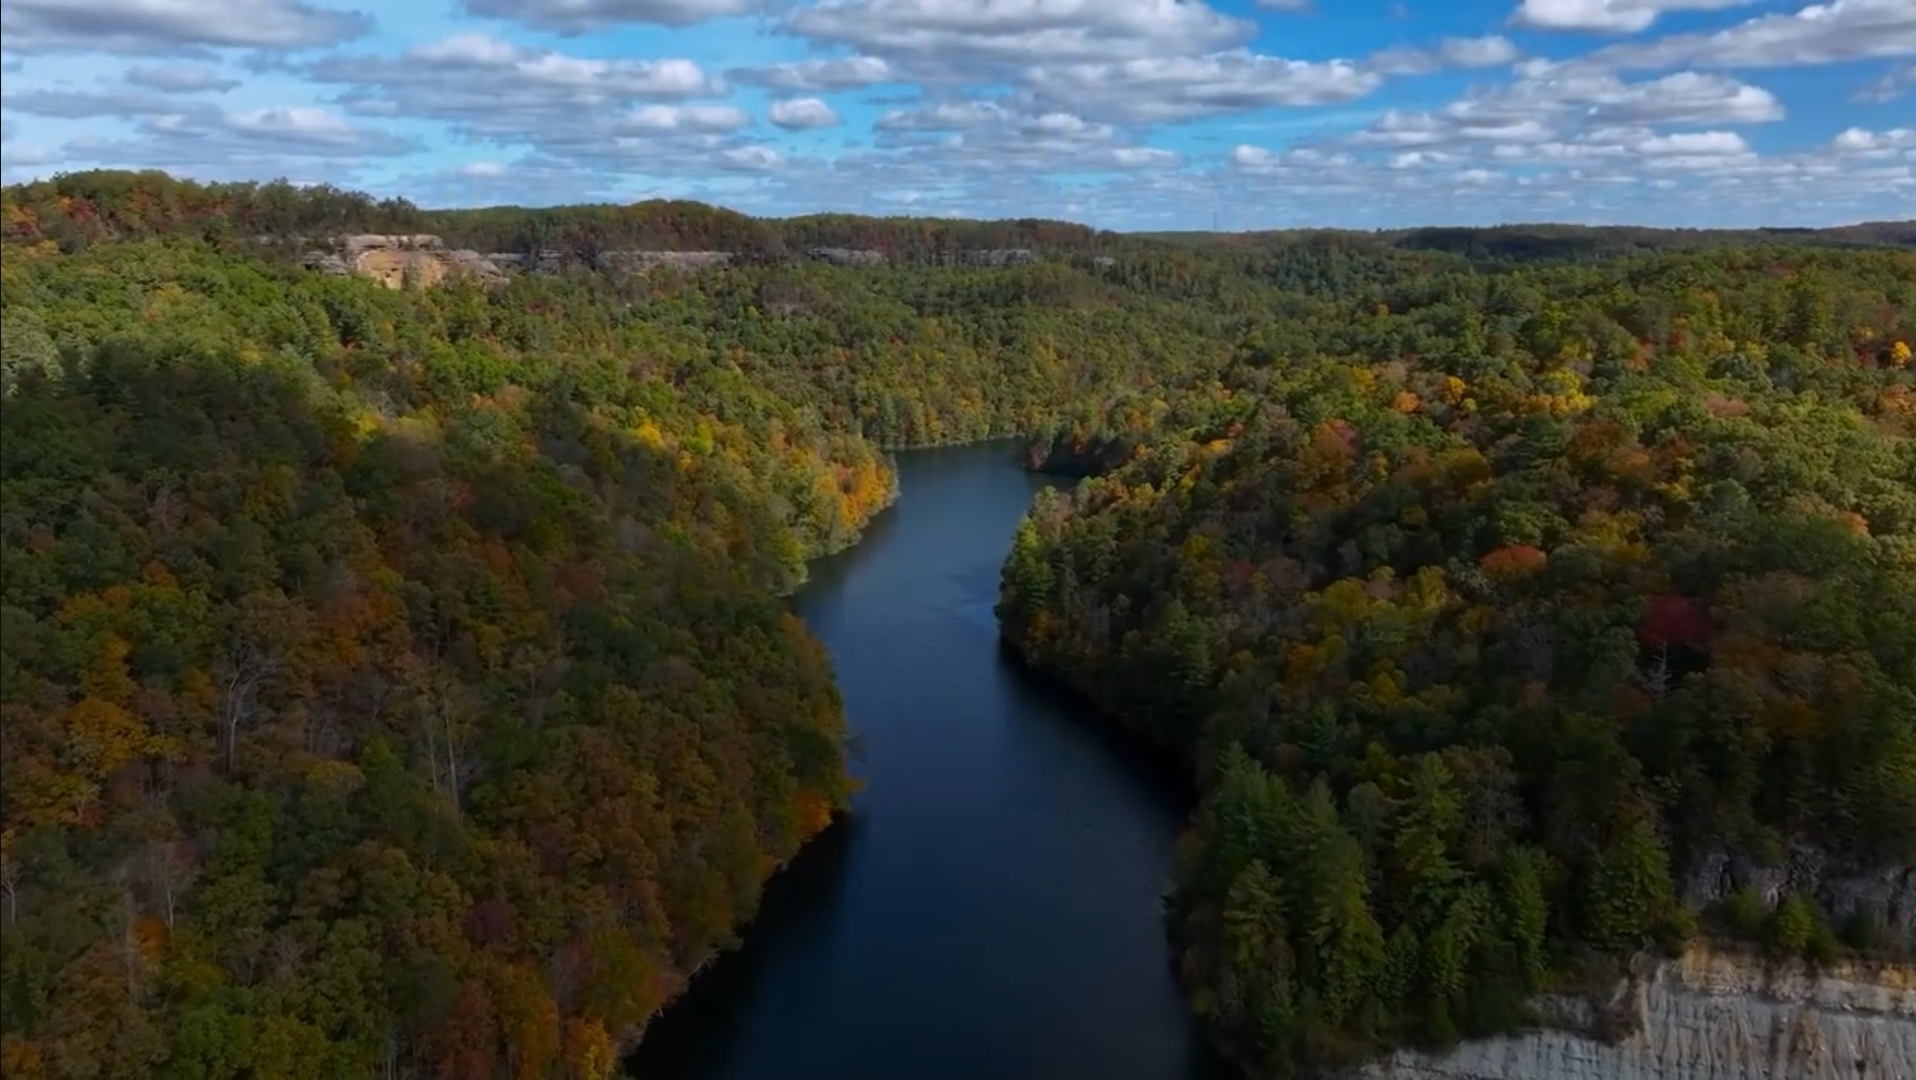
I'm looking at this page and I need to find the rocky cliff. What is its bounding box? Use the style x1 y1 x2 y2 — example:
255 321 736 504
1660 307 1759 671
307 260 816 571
1682 847 1916 950
1355 945 1916 1080
301 233 506 288
294 234 1048 287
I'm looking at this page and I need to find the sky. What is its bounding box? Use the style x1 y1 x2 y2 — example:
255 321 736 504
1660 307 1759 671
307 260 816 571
0 0 1911 231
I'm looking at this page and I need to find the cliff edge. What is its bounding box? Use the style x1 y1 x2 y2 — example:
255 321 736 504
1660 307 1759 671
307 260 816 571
1355 944 1916 1080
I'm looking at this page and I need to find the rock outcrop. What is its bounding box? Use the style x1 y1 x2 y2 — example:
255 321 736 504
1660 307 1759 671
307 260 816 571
1356 944 1916 1080
807 246 886 267
295 234 1054 286
303 234 505 289
1682 848 1916 950
960 248 1035 267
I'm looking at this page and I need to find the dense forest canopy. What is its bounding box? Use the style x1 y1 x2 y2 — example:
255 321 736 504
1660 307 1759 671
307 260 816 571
2 169 1912 1080
998 243 1916 1074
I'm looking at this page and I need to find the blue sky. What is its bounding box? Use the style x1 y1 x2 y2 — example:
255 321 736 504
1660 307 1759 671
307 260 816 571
1 0 1910 229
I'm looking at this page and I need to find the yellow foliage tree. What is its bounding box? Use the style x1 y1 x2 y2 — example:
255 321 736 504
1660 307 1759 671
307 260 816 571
563 1017 616 1080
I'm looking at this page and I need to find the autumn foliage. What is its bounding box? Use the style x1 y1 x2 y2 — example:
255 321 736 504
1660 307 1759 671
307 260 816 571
4 169 1915 1080
1000 242 1916 1075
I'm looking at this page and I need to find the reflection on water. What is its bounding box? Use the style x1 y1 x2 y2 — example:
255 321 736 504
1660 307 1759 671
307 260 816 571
626 442 1225 1080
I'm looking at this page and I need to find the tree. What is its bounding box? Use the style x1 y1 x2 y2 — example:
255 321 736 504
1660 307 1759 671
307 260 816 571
214 636 276 776
1584 817 1679 952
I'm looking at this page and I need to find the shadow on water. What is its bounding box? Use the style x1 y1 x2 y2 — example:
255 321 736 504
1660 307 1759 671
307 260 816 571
626 441 1231 1080
992 639 1204 811
628 816 867 1077
799 498 904 595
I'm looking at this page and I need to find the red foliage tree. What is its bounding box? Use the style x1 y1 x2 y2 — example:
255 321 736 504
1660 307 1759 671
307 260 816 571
1637 594 1713 652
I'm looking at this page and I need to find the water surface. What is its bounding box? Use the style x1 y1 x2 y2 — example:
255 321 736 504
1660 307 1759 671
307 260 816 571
629 442 1223 1080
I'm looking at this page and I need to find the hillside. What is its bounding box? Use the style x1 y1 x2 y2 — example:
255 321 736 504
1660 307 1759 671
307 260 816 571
2 169 1913 1080
0 171 1254 1079
997 245 1916 1074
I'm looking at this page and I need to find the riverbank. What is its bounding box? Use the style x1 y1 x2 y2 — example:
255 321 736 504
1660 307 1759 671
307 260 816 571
625 442 1217 1080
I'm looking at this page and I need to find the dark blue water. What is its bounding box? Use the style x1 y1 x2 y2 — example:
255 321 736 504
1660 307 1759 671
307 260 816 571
627 442 1223 1080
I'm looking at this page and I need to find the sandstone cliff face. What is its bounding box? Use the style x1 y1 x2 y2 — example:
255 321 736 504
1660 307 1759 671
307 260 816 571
294 235 1054 285
1355 945 1916 1080
302 234 505 289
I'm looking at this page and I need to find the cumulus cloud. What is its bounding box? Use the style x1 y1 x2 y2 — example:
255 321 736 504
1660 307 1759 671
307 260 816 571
869 99 1184 174
769 97 842 130
0 0 370 55
1512 0 1755 35
462 0 756 32
1022 52 1383 123
623 104 751 133
1371 35 1524 75
307 34 723 133
784 0 1254 71
1350 70 1783 151
1222 126 1904 228
1582 0 1916 69
5 88 210 120
1634 129 1749 155
718 144 785 171
289 33 782 177
1831 126 1916 153
729 55 898 91
1856 61 1916 101
13 103 417 181
123 66 241 92
0 0 1907 229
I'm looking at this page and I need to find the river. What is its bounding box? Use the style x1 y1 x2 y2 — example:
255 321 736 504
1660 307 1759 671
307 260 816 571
627 442 1226 1080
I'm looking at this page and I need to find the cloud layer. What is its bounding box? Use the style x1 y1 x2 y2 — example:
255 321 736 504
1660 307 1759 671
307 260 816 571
2 0 1910 228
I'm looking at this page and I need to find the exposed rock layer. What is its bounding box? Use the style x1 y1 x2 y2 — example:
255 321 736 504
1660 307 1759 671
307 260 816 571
295 234 1052 287
1356 945 1916 1080
301 234 505 289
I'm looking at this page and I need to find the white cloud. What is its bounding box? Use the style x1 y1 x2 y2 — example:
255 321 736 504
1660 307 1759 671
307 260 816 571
0 0 1906 230
719 144 785 170
1441 36 1525 68
1512 0 1755 35
1022 52 1383 123
869 99 1185 174
307 34 725 130
13 102 418 181
1372 36 1524 76
462 0 755 31
123 66 241 92
1583 0 1916 69
1831 126 1915 153
0 0 370 55
784 0 1254 71
623 103 751 133
769 97 843 130
1857 61 1916 101
1351 70 1783 151
1635 129 1749 154
287 34 771 178
730 55 897 91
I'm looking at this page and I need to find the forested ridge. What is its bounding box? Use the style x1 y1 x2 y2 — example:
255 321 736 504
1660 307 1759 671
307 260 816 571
0 172 1241 1079
3 169 1912 1079
998 246 1916 1074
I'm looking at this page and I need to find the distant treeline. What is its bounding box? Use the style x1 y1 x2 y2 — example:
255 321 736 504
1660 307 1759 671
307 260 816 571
8 170 1911 271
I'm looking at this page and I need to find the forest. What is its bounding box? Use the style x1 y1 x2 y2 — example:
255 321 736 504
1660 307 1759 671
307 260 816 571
1 169 1912 1079
998 244 1916 1073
